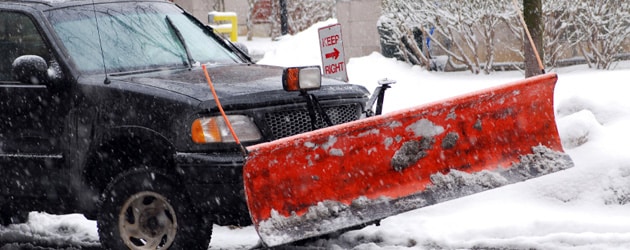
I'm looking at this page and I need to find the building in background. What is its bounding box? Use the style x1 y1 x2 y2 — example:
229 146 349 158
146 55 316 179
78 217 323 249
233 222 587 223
172 0 381 59
336 0 380 59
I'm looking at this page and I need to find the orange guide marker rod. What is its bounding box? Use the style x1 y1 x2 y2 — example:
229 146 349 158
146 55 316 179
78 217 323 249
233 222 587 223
201 64 248 155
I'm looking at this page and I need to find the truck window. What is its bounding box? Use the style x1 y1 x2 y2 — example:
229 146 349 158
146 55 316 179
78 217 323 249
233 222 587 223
0 12 51 82
47 2 243 74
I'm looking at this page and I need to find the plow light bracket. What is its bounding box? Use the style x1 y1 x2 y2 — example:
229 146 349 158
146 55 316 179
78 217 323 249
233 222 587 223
365 78 396 117
282 66 322 92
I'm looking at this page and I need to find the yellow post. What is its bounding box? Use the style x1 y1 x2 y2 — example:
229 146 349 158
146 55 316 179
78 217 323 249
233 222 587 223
208 11 238 42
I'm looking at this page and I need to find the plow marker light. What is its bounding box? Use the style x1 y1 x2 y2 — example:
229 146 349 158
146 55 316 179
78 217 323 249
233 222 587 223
282 66 322 92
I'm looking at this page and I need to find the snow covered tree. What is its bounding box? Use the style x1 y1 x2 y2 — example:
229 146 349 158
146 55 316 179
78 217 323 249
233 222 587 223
213 0 225 11
541 0 581 69
246 0 264 40
246 0 335 40
573 0 630 69
523 0 544 77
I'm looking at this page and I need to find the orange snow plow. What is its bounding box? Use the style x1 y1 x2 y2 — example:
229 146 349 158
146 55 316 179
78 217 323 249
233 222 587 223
243 72 573 247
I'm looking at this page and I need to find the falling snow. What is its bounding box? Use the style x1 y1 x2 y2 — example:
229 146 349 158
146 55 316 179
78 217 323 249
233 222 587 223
3 19 630 250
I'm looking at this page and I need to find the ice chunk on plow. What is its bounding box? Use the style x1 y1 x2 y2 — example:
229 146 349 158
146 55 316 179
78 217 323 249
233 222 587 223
243 73 573 247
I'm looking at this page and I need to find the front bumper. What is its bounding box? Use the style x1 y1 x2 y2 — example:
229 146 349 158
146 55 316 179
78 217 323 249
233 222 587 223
174 152 252 226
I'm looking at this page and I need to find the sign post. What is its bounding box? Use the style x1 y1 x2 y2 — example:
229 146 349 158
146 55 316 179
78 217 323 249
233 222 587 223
318 23 348 82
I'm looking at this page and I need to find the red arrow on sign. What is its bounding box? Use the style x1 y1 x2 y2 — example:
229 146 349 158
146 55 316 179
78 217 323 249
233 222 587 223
325 48 340 60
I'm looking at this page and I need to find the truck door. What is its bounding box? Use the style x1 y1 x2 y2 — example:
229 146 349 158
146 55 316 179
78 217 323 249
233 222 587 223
0 11 67 201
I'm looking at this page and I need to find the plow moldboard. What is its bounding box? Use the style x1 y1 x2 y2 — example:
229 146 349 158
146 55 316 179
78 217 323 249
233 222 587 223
243 73 573 247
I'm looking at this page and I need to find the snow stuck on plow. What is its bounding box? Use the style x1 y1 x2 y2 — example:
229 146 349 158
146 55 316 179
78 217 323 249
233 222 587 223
255 145 573 246
243 73 571 247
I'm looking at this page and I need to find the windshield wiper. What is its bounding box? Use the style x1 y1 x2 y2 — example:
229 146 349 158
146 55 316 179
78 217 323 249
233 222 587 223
166 15 196 69
180 10 252 64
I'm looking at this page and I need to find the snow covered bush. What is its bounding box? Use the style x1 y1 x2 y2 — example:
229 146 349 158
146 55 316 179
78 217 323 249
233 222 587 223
381 0 518 74
377 13 431 68
556 109 601 149
603 166 630 205
572 0 630 70
381 0 630 73
542 0 581 69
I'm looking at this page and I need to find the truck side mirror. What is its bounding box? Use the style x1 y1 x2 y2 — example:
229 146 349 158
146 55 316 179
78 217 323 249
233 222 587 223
12 55 49 84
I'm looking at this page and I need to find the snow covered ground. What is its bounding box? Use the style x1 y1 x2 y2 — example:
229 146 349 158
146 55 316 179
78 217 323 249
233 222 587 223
3 20 630 249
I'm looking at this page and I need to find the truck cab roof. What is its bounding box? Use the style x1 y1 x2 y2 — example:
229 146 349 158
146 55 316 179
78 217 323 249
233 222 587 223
0 0 167 9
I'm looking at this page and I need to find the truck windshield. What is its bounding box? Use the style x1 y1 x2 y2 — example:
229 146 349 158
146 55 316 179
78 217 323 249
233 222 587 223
46 2 243 74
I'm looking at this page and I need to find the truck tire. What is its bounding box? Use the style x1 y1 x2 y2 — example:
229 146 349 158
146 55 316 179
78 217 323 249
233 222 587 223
97 169 212 250
0 207 28 226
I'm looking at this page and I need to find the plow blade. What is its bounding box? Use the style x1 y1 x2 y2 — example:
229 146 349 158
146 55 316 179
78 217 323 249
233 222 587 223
243 72 574 247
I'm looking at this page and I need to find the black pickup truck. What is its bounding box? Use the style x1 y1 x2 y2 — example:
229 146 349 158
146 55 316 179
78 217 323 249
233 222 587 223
0 0 372 249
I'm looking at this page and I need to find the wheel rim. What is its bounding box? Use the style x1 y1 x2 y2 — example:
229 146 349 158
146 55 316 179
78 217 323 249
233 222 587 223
118 191 178 250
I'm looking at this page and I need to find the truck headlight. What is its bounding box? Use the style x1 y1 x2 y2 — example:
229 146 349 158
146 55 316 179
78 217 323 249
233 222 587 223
191 115 262 143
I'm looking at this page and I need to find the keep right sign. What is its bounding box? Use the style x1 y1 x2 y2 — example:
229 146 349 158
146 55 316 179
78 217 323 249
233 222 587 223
318 23 348 82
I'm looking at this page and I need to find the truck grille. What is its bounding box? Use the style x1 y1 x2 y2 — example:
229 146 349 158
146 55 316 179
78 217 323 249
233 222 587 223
264 104 362 140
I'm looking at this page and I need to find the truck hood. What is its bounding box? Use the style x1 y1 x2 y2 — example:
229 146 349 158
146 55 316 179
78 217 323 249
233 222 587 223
124 64 369 110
